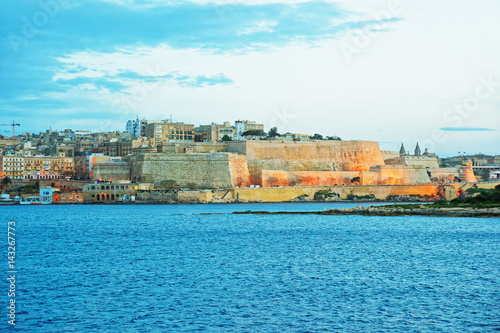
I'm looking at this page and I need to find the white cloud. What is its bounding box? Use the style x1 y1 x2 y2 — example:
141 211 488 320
239 20 278 35
50 0 500 155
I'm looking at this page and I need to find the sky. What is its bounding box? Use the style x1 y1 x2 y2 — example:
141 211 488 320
1 0 499 156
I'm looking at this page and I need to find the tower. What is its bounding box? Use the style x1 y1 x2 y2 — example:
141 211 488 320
399 143 406 156
414 142 421 156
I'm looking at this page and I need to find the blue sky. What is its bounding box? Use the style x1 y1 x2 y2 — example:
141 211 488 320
1 0 499 156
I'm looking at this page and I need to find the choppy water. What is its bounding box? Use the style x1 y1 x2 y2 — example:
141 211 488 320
1 204 499 332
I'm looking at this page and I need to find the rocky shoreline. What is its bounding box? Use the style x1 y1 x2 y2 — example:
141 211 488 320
233 206 500 218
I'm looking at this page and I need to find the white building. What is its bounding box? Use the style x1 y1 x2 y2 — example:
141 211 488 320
126 117 141 137
235 120 265 140
126 117 164 137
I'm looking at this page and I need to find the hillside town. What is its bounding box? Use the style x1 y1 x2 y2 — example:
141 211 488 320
0 117 499 205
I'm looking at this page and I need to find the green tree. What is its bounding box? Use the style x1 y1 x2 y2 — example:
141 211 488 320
1 177 12 190
479 169 491 181
268 127 280 138
326 136 342 141
310 133 324 140
221 135 233 142
351 176 361 185
242 129 266 137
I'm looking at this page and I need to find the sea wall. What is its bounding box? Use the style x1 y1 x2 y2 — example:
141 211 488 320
261 166 430 187
229 185 440 202
227 141 385 184
261 170 365 187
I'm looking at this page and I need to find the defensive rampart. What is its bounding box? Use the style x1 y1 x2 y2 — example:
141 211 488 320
384 156 439 168
127 153 250 188
261 165 431 187
92 162 131 181
158 142 228 154
229 185 440 202
370 165 431 185
227 141 385 184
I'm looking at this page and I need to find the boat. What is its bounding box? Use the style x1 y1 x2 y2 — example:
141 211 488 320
0 194 12 202
0 193 17 205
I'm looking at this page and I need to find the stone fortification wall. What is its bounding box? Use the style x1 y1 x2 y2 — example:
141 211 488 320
158 142 228 154
229 154 252 188
227 141 385 184
128 153 250 188
261 170 365 187
384 156 439 169
92 162 131 181
261 166 431 187
429 168 460 183
230 185 440 202
381 150 400 161
370 165 431 185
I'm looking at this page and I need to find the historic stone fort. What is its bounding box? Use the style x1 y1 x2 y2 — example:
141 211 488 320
93 141 472 190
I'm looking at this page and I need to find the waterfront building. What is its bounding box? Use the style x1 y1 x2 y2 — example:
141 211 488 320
0 156 25 179
82 181 152 202
0 155 74 179
24 156 74 179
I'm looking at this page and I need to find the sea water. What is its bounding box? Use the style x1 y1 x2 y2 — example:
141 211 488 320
1 204 498 332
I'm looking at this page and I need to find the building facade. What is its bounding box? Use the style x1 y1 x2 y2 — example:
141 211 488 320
0 156 25 179
235 120 265 140
82 181 152 202
24 156 74 179
145 120 195 145
0 156 74 179
196 122 237 142
126 117 164 137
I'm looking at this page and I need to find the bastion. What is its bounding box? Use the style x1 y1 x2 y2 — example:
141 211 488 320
227 141 385 184
90 140 460 189
126 153 251 188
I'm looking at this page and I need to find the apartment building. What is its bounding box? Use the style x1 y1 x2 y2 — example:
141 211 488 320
126 117 164 137
24 156 74 179
196 122 237 142
0 156 75 179
145 120 195 145
235 120 265 140
0 156 25 179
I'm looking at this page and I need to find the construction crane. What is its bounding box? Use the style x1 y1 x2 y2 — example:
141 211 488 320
0 121 20 136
